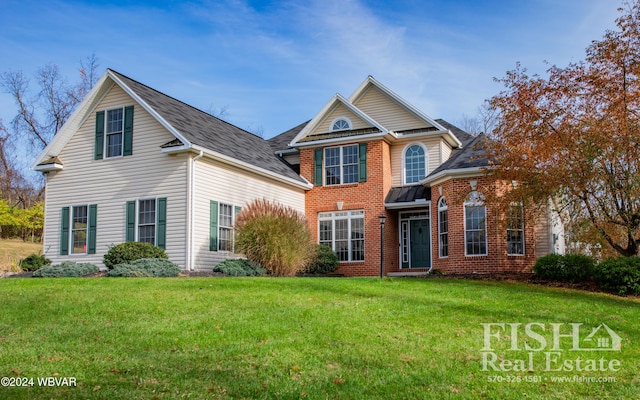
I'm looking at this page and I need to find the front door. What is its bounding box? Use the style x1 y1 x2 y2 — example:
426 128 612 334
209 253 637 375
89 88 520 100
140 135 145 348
410 219 430 269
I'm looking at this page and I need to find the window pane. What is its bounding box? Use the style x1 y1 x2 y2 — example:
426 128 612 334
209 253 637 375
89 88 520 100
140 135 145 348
325 148 340 167
219 227 233 251
405 145 425 183
106 108 123 134
107 133 122 157
351 217 364 261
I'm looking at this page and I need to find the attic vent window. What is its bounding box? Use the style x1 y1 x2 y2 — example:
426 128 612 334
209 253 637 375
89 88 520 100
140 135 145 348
331 118 351 132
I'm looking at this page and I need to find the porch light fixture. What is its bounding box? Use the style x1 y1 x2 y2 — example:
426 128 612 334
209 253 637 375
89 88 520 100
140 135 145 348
379 214 387 278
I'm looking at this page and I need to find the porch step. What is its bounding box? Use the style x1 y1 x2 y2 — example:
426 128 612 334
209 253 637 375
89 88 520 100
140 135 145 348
387 271 430 277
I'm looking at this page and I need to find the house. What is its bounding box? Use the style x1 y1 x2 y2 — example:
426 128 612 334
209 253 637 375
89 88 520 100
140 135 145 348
33 69 311 270
33 70 562 275
272 76 563 276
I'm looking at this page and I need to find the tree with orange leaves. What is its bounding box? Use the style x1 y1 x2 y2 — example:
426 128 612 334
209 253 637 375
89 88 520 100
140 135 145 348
487 2 640 257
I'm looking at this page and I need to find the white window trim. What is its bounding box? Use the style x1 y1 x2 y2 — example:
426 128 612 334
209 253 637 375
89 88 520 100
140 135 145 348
329 116 352 132
318 210 365 262
437 197 448 259
104 106 125 159
464 191 488 257
324 144 359 186
401 142 429 185
217 202 237 253
135 197 158 245
507 203 526 256
70 204 89 255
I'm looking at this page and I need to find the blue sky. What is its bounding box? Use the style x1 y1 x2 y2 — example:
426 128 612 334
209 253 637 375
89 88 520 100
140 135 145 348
0 0 622 149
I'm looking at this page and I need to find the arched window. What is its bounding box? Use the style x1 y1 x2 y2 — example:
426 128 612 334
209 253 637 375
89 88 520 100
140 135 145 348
330 117 352 132
404 143 427 184
438 197 448 258
464 191 487 256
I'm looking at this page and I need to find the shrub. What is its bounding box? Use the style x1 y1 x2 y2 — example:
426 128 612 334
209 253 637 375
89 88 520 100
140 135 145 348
107 258 181 277
33 261 99 277
235 199 314 276
19 253 51 272
103 242 167 269
213 259 266 276
533 253 595 282
304 244 339 274
594 257 640 296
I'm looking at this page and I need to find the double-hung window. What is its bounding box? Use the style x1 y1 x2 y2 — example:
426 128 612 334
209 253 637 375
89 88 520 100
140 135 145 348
209 201 241 252
60 204 97 256
137 199 157 245
71 205 88 254
125 198 167 249
507 203 525 255
106 108 124 158
325 145 359 185
438 197 448 258
318 210 364 262
465 191 487 256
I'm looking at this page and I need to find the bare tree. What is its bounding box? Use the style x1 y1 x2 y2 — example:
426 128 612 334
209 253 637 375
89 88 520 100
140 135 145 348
456 101 499 135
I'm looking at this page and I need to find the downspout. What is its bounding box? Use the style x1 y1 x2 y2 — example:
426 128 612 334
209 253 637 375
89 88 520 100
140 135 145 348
189 150 204 270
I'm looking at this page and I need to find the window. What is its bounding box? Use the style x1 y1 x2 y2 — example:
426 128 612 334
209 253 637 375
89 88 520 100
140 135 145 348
325 145 359 185
319 210 364 262
71 205 88 254
209 201 240 252
60 204 97 256
507 203 525 255
404 144 427 184
106 108 124 158
438 197 448 258
95 106 133 160
126 198 167 249
331 117 351 132
137 199 156 245
465 191 487 256
218 203 234 252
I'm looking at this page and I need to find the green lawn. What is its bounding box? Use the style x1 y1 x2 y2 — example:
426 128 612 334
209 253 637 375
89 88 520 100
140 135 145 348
0 277 638 399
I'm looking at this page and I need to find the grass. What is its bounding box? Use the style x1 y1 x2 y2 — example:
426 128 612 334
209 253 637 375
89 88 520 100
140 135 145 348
0 277 638 399
0 238 42 273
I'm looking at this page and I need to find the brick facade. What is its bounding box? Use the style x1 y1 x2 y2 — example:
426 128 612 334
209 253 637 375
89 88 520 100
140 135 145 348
301 141 537 276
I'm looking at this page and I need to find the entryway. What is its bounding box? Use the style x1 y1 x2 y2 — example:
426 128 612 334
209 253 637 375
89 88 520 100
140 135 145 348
400 210 431 269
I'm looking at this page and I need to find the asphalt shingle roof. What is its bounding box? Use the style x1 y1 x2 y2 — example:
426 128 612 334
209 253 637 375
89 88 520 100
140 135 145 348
428 134 491 177
110 69 306 184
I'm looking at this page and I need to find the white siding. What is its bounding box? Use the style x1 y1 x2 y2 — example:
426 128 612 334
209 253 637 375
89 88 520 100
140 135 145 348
192 157 306 268
42 85 188 269
353 86 428 131
390 138 444 187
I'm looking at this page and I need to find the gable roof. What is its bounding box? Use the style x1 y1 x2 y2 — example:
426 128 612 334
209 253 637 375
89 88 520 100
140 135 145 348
422 134 491 185
33 69 309 188
288 76 462 148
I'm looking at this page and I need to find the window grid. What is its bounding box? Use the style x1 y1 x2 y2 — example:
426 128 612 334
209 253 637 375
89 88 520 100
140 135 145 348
138 199 156 245
507 204 525 255
219 203 234 252
332 119 350 131
438 198 448 258
106 108 123 158
71 205 88 254
318 210 364 262
405 144 426 184
324 145 359 185
465 192 487 256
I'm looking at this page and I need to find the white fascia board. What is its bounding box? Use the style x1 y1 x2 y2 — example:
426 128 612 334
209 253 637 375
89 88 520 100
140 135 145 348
33 163 64 172
190 145 312 190
293 131 388 149
384 199 430 210
274 148 298 156
31 72 112 169
421 167 486 186
107 70 192 149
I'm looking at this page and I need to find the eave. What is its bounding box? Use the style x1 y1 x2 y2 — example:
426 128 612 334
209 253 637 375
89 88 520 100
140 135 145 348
421 167 487 187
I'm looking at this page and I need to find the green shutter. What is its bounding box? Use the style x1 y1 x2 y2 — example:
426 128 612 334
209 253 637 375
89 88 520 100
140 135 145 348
209 201 218 251
126 201 136 242
358 143 367 182
95 111 104 160
156 197 167 249
88 204 97 254
314 148 323 186
123 105 134 156
60 207 70 255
